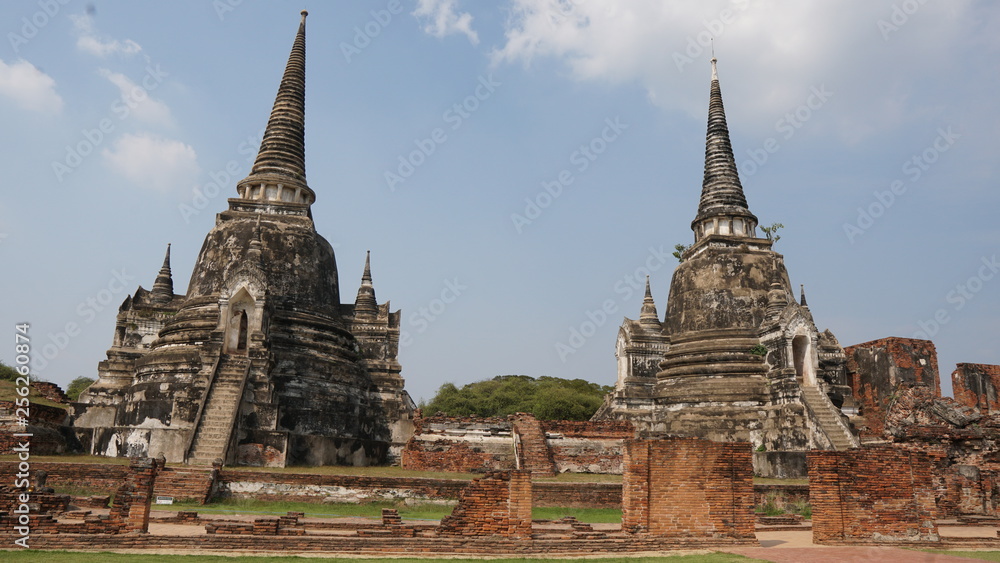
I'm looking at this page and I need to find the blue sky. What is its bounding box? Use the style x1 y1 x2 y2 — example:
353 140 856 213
1 0 997 404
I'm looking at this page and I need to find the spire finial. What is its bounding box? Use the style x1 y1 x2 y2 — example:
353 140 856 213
150 243 174 304
800 284 808 307
236 12 314 208
691 54 758 241
355 252 378 318
362 250 372 283
639 276 660 327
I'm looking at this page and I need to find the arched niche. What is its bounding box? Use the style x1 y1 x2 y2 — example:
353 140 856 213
791 333 817 386
224 287 256 355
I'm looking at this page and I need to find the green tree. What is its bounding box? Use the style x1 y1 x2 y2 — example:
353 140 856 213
672 243 690 262
422 375 612 420
761 222 784 244
67 376 96 401
0 361 19 382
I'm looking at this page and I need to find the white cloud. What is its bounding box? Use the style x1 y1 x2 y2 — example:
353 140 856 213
71 14 142 57
99 68 173 127
414 0 479 45
102 133 199 192
491 0 987 141
0 58 63 114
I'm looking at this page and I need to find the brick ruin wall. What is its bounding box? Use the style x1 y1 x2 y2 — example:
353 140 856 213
952 363 1000 414
0 456 162 536
808 446 939 543
0 401 72 456
621 437 756 540
438 470 532 538
882 385 1000 518
844 337 940 438
0 461 215 504
542 420 633 474
401 415 515 473
401 414 633 475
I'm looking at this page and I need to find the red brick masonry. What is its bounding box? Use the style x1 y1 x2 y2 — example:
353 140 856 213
621 437 756 540
439 470 532 538
808 445 939 544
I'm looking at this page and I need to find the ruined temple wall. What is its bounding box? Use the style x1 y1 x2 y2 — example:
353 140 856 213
845 337 940 437
542 420 633 474
401 415 515 473
808 446 938 543
0 461 214 503
401 415 632 475
621 437 755 540
952 363 1000 414
438 471 532 538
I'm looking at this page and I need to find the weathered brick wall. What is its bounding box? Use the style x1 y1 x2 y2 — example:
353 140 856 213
31 382 70 404
880 385 1000 518
543 420 632 474
0 461 214 503
401 414 516 473
0 401 72 455
217 469 471 502
845 337 939 437
0 428 68 456
533 482 620 508
511 413 556 477
401 440 512 473
808 446 939 543
108 457 162 533
0 401 68 425
621 438 755 540
438 470 532 538
952 363 1000 414
402 414 632 475
541 420 634 439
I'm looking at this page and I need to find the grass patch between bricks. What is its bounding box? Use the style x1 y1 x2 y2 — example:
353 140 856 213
160 498 622 523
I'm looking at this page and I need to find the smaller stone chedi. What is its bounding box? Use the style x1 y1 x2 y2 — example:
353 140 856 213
72 12 414 467
595 58 860 459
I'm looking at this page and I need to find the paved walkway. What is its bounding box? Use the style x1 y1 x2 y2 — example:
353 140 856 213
721 531 992 562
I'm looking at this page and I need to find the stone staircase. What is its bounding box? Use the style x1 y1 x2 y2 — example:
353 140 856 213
800 384 859 451
187 355 250 465
512 414 557 477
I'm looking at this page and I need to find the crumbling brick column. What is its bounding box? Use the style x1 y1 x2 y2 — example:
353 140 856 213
808 445 938 543
438 470 532 538
621 437 755 539
952 363 1000 414
512 413 557 477
108 456 164 533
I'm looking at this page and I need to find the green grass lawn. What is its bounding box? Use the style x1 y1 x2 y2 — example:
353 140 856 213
158 497 622 523
0 551 769 562
0 455 626 484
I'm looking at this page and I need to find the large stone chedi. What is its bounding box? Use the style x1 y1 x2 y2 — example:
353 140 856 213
596 59 859 454
72 12 413 467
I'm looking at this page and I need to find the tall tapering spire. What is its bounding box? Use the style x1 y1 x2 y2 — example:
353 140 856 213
150 244 174 304
235 10 315 209
692 57 758 242
639 276 660 328
355 251 378 318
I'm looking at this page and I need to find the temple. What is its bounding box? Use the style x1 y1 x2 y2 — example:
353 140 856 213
595 58 860 467
71 12 414 467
